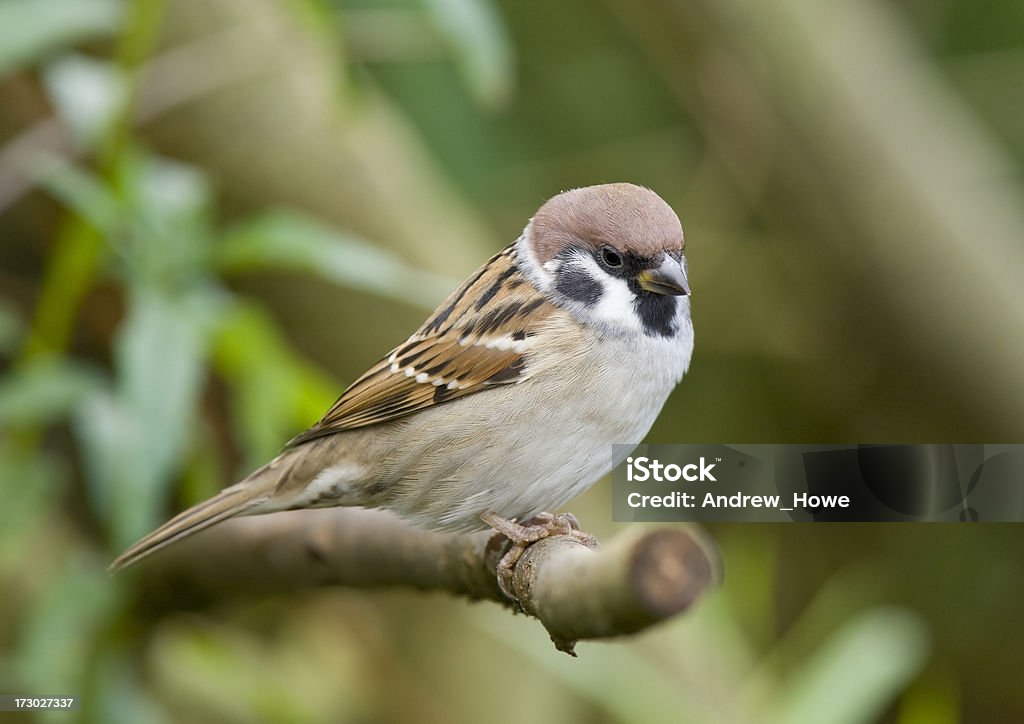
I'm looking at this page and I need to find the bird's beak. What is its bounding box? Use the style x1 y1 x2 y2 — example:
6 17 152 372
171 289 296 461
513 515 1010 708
636 258 690 296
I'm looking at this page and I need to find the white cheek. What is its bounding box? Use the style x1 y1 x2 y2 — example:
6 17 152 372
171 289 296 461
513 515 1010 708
593 276 644 332
575 255 646 334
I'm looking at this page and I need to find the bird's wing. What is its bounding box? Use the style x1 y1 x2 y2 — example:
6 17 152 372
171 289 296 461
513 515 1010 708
286 245 559 445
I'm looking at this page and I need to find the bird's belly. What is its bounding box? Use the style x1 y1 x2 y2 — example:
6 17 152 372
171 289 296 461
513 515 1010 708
386 401 643 531
380 332 689 531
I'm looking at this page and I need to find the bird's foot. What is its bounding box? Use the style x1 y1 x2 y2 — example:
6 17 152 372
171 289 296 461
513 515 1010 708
481 511 597 602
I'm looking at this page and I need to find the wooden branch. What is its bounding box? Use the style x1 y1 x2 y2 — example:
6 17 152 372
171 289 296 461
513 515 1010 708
132 508 720 655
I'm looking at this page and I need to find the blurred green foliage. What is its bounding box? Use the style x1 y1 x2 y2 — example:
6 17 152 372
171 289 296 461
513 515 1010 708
2 0 1023 722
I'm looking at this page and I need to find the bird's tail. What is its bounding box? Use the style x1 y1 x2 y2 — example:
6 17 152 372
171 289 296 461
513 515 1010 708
108 476 274 574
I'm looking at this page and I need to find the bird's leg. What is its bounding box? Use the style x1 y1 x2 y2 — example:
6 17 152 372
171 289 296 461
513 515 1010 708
480 511 598 601
520 512 598 548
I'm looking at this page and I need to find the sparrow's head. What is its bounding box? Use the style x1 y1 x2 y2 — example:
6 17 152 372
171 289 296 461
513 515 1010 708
521 183 689 337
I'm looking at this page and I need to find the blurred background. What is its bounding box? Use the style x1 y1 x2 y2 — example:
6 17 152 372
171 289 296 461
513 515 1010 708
2 0 1023 721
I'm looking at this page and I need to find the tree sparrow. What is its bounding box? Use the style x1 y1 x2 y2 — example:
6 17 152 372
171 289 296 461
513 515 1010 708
111 183 694 586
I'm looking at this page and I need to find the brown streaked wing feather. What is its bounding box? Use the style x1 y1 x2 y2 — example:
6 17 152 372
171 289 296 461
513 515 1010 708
287 245 556 446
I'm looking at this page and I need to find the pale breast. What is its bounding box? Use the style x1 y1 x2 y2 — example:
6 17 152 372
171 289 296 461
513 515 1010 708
374 310 694 531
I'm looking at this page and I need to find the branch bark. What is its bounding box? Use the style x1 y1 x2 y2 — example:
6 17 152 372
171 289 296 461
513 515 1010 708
131 508 720 655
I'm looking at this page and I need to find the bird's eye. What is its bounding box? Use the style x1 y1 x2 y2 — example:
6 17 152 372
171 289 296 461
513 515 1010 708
600 246 623 269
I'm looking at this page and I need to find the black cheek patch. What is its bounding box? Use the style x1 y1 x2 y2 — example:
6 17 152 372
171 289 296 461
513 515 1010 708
629 279 679 337
554 267 603 307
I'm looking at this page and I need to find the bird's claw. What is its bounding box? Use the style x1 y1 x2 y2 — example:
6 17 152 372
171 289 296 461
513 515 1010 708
481 511 597 602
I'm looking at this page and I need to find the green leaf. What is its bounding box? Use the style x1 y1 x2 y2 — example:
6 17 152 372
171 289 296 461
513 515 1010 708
75 287 220 545
0 300 24 356
42 54 127 150
34 156 122 236
0 443 61 570
766 607 930 724
152 625 310 722
423 0 515 109
150 619 366 723
217 209 457 310
477 606 715 723
14 556 117 701
116 289 210 470
128 153 212 237
37 151 214 284
92 646 173 724
211 301 337 467
74 389 134 537
0 0 123 77
116 151 214 286
0 357 101 428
